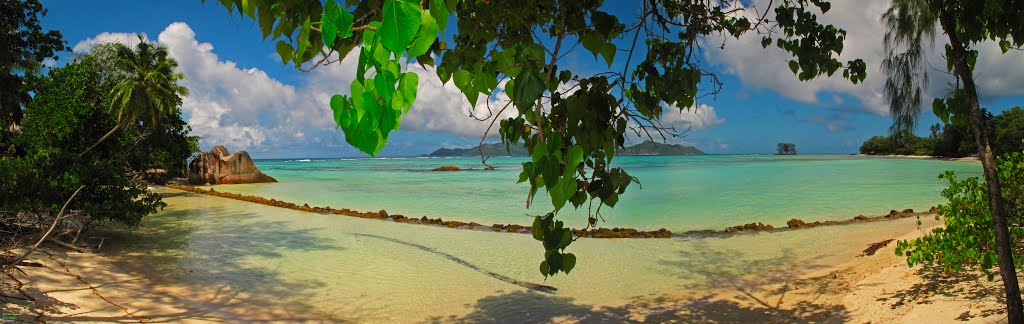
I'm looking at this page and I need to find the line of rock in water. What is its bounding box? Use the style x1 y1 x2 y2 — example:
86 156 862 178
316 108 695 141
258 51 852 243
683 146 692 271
702 207 938 236
163 184 673 239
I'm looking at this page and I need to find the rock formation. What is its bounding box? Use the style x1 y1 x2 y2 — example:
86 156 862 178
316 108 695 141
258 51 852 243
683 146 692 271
186 145 277 185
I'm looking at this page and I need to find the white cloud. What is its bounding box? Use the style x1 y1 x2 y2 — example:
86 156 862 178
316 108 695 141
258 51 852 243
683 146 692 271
661 103 725 131
706 0 1024 115
72 32 148 52
79 22 526 155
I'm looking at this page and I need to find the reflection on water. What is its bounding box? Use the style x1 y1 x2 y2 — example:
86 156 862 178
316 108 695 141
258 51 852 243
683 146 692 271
94 188 939 322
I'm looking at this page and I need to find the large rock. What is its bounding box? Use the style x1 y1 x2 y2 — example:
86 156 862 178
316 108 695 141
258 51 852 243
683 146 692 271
186 145 277 185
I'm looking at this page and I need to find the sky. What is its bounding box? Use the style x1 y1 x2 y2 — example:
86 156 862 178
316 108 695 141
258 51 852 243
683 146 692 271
37 0 1024 158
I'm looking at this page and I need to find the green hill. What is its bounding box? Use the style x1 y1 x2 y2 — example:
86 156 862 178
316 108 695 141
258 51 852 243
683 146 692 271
619 140 705 155
425 140 703 157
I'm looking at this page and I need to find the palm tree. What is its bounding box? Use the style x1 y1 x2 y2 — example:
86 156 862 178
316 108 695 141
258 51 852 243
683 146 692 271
882 1 1023 321
82 35 188 154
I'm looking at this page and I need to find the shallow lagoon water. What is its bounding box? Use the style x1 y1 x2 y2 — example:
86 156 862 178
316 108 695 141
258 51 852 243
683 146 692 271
210 155 981 231
106 189 940 321
102 155 980 321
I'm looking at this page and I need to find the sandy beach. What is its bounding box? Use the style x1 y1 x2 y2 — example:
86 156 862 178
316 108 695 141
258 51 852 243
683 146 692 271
2 189 1009 323
857 154 983 163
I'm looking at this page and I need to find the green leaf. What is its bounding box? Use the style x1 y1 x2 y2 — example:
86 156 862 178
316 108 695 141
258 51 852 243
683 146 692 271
512 70 545 115
761 37 771 48
407 11 439 58
322 0 339 48
330 94 348 125
430 0 449 32
380 0 422 54
531 142 548 163
452 69 478 105
599 43 616 67
295 18 312 63
788 60 799 74
564 146 584 178
397 72 419 113
551 176 575 212
562 253 576 274
539 260 549 277
374 70 398 105
582 32 601 59
275 41 294 64
559 230 572 248
322 0 355 50
532 216 544 240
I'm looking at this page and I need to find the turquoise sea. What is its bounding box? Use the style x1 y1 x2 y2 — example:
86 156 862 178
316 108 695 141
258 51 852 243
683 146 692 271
210 154 982 232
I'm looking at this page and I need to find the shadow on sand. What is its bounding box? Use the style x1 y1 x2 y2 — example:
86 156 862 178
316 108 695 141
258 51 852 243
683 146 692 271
25 191 365 322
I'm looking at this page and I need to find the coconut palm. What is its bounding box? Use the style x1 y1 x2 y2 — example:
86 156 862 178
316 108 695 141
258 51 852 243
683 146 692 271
882 0 1023 321
82 35 188 154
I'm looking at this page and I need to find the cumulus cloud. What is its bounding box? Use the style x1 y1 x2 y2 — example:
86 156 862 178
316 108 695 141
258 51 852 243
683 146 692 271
72 32 148 52
706 0 1024 115
78 22 524 155
660 103 725 131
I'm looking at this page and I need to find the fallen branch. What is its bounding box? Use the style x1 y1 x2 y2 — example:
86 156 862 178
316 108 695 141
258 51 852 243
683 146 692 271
1 185 85 272
46 238 93 253
861 239 895 256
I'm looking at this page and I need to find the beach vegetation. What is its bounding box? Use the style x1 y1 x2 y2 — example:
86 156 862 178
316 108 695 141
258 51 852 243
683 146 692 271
0 0 66 151
209 0 866 277
81 37 190 154
896 147 1024 280
882 0 1024 318
1 40 195 267
859 108 1024 158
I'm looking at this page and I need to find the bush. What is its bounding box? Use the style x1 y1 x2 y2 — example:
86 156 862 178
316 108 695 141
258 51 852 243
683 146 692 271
992 107 1024 156
895 149 1024 279
860 136 893 154
1 60 165 226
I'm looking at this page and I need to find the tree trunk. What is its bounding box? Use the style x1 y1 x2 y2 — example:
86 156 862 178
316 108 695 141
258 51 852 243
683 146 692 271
941 13 1024 323
82 122 121 155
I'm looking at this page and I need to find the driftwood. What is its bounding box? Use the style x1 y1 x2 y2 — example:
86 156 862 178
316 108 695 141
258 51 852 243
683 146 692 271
1 185 85 271
861 239 895 256
46 238 93 253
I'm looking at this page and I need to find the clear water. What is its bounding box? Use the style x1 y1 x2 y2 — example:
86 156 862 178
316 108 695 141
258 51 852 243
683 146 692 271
106 188 944 322
99 155 982 321
208 155 981 232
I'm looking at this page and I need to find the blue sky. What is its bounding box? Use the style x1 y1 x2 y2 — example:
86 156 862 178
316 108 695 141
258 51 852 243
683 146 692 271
38 0 1024 158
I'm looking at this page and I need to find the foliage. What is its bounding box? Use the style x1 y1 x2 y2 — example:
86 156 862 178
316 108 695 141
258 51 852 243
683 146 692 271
211 0 866 276
1001 145 1024 222
83 37 190 154
857 108 1021 158
859 136 894 155
992 107 1024 157
883 0 1024 316
895 151 1024 280
0 61 164 226
0 0 66 138
776 143 797 155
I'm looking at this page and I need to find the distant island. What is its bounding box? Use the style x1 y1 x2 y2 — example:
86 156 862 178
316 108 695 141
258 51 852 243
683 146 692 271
425 140 704 157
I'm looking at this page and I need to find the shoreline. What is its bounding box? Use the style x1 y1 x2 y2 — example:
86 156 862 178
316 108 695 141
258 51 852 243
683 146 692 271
856 153 981 162
164 183 943 239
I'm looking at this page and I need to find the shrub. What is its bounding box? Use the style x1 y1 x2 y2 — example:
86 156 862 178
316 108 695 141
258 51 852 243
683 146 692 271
895 148 1024 279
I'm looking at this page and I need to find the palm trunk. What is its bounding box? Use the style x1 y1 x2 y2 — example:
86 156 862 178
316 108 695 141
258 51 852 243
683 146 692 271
82 122 121 155
941 13 1024 323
